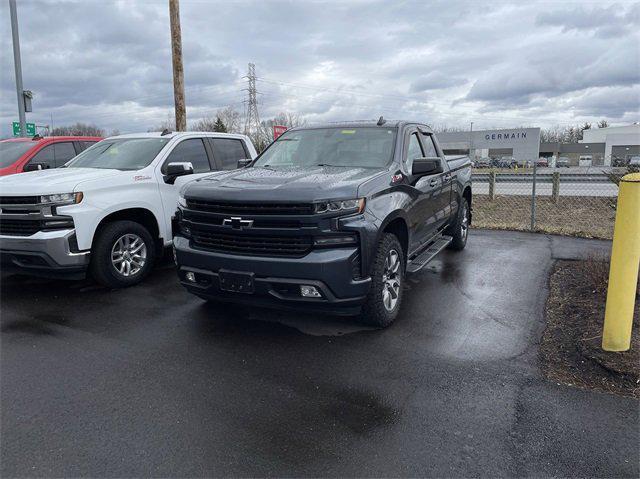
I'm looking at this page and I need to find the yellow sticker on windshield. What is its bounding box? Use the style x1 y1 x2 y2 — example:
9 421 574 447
341 130 356 134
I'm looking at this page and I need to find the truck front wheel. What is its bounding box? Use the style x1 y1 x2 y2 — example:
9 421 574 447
360 233 404 328
90 220 156 288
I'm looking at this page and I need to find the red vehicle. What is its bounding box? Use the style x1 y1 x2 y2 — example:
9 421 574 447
0 136 102 176
535 157 549 167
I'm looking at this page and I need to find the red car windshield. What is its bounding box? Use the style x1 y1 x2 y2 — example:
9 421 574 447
0 141 34 168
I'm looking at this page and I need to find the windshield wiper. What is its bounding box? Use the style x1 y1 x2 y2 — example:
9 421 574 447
315 163 346 167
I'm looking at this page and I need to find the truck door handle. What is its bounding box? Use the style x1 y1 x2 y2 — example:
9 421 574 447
429 179 438 187
444 174 452 182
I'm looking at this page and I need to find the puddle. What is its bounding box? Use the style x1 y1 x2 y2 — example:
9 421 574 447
1 319 57 336
195 300 377 337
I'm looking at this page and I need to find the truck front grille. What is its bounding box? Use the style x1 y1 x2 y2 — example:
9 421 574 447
0 196 40 205
191 230 312 257
0 217 74 236
186 199 314 216
0 219 42 236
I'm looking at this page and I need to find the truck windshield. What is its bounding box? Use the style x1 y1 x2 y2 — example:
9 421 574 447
65 138 170 171
254 127 397 169
0 141 34 168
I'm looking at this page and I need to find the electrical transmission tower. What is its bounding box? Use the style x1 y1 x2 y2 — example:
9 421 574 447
244 63 260 137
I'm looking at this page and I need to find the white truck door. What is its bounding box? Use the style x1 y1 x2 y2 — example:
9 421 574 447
156 137 219 243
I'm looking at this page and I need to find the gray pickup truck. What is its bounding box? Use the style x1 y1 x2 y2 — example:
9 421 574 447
174 120 472 327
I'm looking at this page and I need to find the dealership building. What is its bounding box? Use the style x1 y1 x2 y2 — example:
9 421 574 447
438 124 640 166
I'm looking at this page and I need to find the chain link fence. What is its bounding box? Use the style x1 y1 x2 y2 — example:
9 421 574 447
471 165 626 239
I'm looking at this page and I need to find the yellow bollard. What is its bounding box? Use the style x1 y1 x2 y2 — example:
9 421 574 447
602 172 640 351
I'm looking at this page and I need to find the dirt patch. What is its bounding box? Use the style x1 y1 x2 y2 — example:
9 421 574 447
541 259 639 398
473 195 616 240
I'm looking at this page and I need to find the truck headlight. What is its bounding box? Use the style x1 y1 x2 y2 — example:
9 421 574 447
314 198 365 214
178 193 188 208
40 192 83 205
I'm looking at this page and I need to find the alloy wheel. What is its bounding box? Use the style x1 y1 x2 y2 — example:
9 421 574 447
381 249 401 311
461 203 469 241
111 233 147 277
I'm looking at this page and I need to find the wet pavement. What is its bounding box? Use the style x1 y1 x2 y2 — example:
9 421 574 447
1 230 637 477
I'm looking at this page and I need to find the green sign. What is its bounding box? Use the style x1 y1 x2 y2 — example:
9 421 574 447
12 121 36 136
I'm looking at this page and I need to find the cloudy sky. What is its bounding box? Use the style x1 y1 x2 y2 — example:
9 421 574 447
0 0 638 136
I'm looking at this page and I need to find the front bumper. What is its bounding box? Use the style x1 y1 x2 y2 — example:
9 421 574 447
174 235 371 315
0 229 90 278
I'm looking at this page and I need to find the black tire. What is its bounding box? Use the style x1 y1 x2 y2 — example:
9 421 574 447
359 233 404 328
90 220 156 288
448 197 470 251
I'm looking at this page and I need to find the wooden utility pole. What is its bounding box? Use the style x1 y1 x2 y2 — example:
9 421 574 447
169 0 186 131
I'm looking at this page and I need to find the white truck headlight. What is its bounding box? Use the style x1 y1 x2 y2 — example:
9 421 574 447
178 193 188 208
40 192 83 205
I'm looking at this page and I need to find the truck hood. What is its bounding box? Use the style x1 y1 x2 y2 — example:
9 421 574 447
0 168 123 195
186 166 387 202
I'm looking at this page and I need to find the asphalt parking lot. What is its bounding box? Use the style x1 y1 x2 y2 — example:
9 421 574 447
1 230 637 477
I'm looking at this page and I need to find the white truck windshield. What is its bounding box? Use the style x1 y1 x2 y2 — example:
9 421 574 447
66 138 170 171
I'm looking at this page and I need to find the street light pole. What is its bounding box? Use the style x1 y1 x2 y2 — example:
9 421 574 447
469 121 474 160
169 0 186 131
9 0 26 137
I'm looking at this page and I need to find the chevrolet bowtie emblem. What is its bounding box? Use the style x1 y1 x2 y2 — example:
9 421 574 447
222 216 254 230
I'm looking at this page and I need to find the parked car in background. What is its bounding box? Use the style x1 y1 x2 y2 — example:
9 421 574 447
473 157 492 168
175 121 472 327
0 131 257 287
556 156 570 168
535 157 549 167
492 157 516 168
629 156 640 167
0 136 102 176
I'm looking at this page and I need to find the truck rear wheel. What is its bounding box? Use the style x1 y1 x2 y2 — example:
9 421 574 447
447 197 470 251
360 233 404 328
90 220 156 288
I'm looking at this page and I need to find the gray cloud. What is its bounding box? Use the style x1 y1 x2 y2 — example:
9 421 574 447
536 4 640 38
0 0 638 137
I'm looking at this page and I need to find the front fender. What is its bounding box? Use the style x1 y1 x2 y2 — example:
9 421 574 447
338 195 412 278
60 185 164 251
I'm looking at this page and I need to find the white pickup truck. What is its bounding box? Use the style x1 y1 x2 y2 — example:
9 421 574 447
0 131 257 287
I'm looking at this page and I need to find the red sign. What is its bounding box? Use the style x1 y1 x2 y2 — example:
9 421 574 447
273 125 287 140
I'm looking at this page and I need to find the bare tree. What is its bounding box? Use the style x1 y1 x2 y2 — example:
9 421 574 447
597 119 609 128
431 124 467 133
253 112 307 151
191 116 228 132
147 113 175 132
191 116 218 132
540 123 597 143
217 106 242 133
51 122 104 137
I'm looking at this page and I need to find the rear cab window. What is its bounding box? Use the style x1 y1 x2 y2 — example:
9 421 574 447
420 133 438 157
210 138 249 170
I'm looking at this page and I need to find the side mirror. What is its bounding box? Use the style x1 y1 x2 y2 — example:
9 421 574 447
237 158 252 168
411 157 443 176
164 161 194 184
23 162 48 172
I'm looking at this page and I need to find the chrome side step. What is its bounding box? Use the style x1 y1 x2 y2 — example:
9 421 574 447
406 235 452 274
